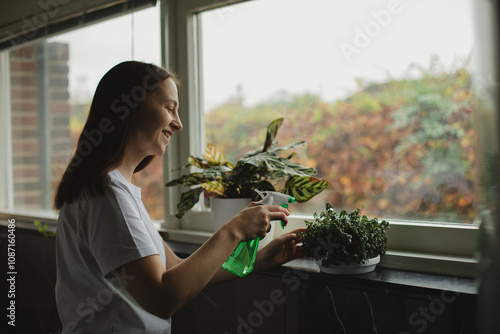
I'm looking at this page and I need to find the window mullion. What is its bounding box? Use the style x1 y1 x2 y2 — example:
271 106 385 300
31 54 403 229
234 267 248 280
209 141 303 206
0 52 13 211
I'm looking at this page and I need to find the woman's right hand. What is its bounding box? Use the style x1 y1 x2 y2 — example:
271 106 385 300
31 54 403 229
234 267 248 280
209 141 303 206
222 203 290 243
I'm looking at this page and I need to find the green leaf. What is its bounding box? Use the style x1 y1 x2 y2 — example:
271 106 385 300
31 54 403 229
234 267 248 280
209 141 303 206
202 165 232 179
175 188 204 218
282 176 329 202
262 118 284 152
33 220 56 237
165 173 210 187
267 141 306 153
188 156 211 169
231 161 261 182
246 141 305 158
241 152 317 177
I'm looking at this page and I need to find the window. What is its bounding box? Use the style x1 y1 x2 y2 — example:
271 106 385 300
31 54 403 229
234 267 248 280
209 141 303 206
165 0 480 276
0 5 164 220
199 0 476 224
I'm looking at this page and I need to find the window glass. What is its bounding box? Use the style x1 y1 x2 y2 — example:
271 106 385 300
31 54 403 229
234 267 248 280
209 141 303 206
200 0 476 223
7 6 164 219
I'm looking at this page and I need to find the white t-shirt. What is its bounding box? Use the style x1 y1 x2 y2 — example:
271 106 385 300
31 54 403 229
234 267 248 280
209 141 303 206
55 169 171 334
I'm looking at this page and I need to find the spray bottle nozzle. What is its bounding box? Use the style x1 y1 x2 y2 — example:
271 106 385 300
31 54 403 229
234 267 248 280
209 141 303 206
255 190 295 228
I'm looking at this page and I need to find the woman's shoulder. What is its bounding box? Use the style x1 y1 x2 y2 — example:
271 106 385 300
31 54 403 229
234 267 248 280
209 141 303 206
108 169 141 198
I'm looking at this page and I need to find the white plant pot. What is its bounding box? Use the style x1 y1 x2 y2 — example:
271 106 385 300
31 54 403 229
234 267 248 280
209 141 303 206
316 255 380 275
210 197 252 233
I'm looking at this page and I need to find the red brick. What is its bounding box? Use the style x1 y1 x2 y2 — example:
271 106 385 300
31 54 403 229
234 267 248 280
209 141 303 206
11 87 37 99
11 101 38 111
50 101 70 113
10 60 37 72
12 140 39 152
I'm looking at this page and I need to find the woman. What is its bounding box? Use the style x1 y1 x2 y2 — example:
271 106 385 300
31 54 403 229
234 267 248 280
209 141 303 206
54 61 304 333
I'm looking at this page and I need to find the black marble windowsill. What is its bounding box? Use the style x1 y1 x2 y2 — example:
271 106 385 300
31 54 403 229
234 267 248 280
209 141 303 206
166 240 478 296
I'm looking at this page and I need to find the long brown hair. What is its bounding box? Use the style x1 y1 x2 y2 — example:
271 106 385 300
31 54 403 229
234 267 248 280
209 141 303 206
54 61 175 210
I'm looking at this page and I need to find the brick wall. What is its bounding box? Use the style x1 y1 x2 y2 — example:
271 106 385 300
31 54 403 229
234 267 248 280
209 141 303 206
10 42 72 210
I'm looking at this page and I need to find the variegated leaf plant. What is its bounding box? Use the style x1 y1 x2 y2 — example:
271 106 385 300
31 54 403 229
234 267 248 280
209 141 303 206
165 118 329 218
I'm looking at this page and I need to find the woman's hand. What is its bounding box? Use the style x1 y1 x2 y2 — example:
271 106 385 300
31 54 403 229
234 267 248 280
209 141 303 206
254 228 306 273
223 203 290 243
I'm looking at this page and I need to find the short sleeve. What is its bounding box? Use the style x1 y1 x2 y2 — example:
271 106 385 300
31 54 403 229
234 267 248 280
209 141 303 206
80 184 160 276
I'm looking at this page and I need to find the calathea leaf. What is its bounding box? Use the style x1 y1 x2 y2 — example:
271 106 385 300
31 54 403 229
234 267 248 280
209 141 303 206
202 180 225 196
203 144 227 165
262 118 284 152
231 161 261 182
165 173 210 187
188 156 211 169
267 141 306 153
282 176 329 202
175 187 204 218
245 141 305 158
202 165 232 179
241 152 317 177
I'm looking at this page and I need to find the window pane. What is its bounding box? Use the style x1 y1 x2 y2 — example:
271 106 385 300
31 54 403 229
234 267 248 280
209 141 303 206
200 0 477 223
8 6 164 219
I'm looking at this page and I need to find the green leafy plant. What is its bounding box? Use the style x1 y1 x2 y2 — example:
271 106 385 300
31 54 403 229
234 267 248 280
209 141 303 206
34 220 56 237
297 204 389 266
166 118 329 218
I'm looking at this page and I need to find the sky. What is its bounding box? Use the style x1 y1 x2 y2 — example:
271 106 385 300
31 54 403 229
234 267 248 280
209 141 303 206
49 0 476 111
200 0 475 111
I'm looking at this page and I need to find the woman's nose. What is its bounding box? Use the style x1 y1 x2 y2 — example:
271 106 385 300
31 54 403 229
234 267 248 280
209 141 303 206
172 115 183 132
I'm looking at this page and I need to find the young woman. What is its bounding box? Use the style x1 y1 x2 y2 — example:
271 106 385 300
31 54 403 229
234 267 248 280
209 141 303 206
54 61 304 334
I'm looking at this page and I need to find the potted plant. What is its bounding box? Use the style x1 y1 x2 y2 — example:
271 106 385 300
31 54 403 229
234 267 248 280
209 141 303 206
165 118 329 232
298 204 390 274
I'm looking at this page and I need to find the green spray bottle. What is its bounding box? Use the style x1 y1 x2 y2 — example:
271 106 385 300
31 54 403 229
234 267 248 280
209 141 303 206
221 190 295 277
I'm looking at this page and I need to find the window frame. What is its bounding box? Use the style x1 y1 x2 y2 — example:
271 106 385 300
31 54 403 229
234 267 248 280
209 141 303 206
0 0 481 278
161 0 480 277
0 3 162 220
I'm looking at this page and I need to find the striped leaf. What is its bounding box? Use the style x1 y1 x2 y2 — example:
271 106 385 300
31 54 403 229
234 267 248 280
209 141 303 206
232 161 261 182
188 156 210 169
175 187 204 218
241 152 317 177
282 176 329 202
246 141 305 158
202 165 232 179
165 173 209 187
204 143 227 165
202 180 225 196
268 141 306 153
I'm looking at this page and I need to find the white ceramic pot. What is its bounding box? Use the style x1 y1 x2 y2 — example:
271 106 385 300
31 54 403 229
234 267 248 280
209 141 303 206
316 255 380 275
210 197 252 233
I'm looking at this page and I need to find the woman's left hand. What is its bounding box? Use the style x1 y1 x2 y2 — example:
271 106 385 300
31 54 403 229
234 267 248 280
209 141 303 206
254 228 306 273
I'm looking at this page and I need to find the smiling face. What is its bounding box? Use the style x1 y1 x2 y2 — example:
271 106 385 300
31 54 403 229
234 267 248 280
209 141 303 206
132 77 183 158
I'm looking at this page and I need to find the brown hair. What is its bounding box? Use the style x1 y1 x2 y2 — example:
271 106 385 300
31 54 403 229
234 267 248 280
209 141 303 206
54 61 176 210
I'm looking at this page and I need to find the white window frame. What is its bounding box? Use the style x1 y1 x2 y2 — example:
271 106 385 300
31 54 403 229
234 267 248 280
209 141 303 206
161 0 480 277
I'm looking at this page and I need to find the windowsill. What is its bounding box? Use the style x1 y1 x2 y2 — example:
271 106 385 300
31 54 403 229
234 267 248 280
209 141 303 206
0 217 479 295
1 213 479 279
165 239 478 295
